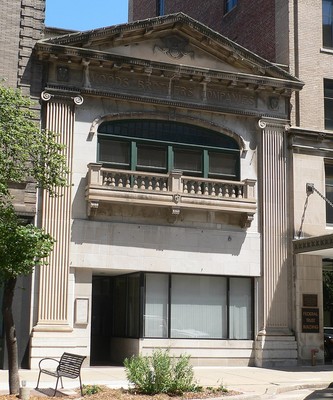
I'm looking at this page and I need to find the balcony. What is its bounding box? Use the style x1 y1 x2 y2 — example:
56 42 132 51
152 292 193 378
85 163 257 227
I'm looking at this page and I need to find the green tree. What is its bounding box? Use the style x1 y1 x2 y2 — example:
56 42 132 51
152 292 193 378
323 270 333 315
0 84 69 394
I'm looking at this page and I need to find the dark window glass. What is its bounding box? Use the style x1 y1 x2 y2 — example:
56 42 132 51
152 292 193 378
137 144 167 171
127 274 140 337
323 0 333 48
174 148 202 175
209 151 238 178
326 164 333 224
225 0 237 13
112 274 140 338
98 120 239 149
112 277 127 337
99 139 130 167
156 0 164 16
325 79 333 130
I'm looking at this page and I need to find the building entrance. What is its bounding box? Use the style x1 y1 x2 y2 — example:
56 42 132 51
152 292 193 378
90 276 113 365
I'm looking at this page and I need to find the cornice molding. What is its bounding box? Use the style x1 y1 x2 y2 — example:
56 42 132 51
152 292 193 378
35 43 302 92
293 234 333 254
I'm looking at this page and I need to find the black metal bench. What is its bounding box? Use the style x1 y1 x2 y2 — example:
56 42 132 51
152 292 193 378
36 352 86 396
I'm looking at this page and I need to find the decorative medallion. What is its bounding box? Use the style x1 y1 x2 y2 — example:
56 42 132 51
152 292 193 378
57 66 70 82
154 35 194 60
268 96 279 110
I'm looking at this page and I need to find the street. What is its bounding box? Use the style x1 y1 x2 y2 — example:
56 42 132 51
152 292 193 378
263 386 333 399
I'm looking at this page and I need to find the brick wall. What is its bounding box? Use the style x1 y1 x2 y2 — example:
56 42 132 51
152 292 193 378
220 0 276 62
0 0 45 94
0 0 45 219
130 0 276 61
0 1 22 87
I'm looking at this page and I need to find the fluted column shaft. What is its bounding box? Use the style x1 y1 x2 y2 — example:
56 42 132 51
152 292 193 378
258 118 291 334
35 92 83 330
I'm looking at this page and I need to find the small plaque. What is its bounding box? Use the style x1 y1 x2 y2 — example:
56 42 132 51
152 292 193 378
75 298 89 325
302 307 319 333
303 294 318 307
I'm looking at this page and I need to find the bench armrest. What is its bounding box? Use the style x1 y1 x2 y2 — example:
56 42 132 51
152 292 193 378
38 357 60 370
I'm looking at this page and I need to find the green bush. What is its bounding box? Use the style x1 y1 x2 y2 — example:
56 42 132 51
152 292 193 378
124 349 200 395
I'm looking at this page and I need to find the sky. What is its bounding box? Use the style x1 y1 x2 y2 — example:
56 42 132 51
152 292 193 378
45 0 129 31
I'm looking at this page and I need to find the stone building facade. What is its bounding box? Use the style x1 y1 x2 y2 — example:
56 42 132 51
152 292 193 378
28 13 302 368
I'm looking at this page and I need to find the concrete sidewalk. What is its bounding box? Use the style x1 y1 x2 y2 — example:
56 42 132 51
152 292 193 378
1 365 333 399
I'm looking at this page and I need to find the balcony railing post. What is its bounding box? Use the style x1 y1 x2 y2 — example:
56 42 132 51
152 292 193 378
169 169 183 192
243 179 256 200
87 163 103 185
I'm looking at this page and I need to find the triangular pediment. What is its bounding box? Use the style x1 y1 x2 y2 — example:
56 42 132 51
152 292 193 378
39 13 300 83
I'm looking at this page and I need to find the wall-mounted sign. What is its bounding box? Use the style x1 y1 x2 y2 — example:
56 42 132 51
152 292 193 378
75 298 89 325
302 307 319 333
303 294 318 307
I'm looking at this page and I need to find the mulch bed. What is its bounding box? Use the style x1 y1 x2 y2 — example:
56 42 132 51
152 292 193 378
0 386 242 400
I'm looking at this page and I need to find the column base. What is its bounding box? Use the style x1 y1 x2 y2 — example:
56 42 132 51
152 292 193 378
255 333 298 368
30 324 89 369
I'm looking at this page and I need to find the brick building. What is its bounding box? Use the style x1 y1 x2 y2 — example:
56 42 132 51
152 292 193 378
0 0 46 368
129 0 277 63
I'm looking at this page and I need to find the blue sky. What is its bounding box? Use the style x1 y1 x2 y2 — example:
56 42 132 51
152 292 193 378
45 0 129 31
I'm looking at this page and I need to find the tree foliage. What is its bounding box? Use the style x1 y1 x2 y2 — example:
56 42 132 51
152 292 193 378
0 84 69 196
0 197 55 282
323 270 333 312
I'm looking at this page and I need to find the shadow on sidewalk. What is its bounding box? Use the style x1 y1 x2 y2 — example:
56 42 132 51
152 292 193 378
304 383 333 399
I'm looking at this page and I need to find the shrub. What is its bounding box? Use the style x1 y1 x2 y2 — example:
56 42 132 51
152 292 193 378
82 384 102 396
124 349 199 395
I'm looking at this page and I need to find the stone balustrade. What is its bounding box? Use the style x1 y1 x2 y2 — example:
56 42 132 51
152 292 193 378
85 163 257 226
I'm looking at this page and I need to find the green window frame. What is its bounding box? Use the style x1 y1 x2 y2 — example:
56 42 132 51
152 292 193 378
97 120 240 180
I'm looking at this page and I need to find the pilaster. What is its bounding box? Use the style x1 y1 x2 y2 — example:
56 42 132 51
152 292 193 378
33 91 83 332
256 118 297 367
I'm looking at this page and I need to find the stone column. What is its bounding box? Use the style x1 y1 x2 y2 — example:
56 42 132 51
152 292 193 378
33 91 83 331
255 118 297 367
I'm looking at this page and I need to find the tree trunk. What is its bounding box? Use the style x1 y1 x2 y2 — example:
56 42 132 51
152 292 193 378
2 277 20 394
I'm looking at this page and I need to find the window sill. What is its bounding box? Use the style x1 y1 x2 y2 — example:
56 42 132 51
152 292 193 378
320 47 333 55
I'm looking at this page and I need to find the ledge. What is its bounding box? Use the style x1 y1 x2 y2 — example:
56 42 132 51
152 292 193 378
85 164 257 227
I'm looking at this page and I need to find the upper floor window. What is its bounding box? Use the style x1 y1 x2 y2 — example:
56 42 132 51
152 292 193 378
325 163 333 224
156 0 164 16
323 0 333 48
97 119 240 180
324 79 333 130
225 0 237 14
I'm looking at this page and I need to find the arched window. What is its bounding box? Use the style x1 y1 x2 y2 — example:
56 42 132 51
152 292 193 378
97 120 240 180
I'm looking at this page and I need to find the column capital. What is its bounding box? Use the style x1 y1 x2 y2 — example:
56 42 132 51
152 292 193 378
41 90 84 105
258 117 290 131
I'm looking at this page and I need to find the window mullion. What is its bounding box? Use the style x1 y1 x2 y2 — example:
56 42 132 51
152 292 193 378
131 141 137 170
168 145 174 172
203 149 209 178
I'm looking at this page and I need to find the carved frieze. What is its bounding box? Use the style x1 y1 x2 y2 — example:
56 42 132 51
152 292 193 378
86 69 265 114
46 64 287 118
154 35 194 60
